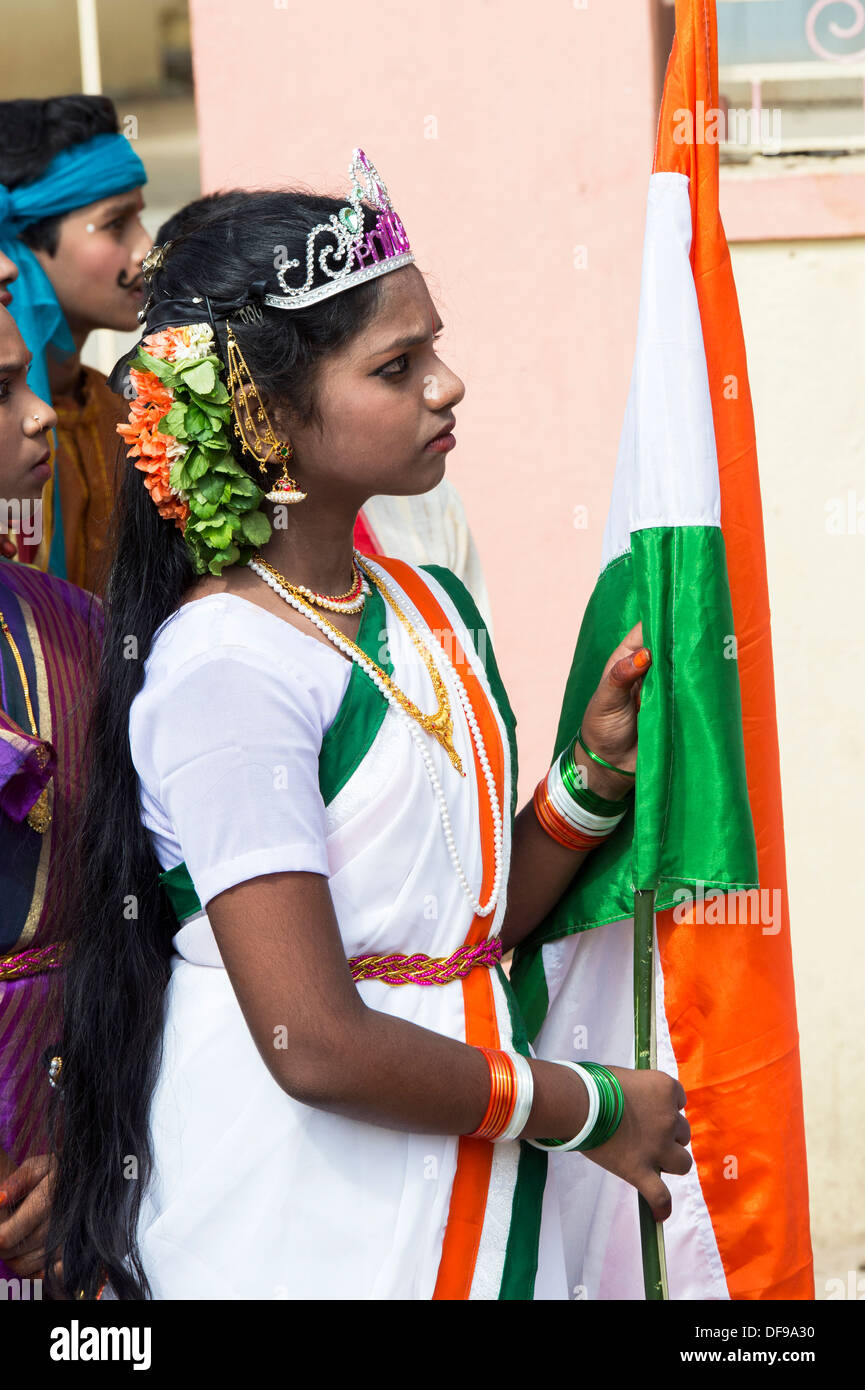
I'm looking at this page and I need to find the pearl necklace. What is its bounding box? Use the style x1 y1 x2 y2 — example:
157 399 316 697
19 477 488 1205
359 556 504 918
246 553 504 918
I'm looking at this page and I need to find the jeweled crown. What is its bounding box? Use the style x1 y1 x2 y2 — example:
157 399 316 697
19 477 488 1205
263 148 414 311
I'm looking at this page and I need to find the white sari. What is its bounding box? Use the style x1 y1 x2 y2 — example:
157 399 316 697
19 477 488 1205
131 557 568 1299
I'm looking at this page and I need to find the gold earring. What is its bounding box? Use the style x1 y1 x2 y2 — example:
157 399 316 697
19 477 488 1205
224 321 307 504
265 443 306 504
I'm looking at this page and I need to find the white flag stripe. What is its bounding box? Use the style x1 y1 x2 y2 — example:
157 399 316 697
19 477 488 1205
534 921 728 1300
602 172 721 570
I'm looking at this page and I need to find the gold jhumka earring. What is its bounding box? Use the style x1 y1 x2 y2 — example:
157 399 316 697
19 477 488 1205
224 321 307 504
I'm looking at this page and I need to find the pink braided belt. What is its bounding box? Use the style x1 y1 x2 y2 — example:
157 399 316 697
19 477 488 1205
348 936 502 986
0 941 65 981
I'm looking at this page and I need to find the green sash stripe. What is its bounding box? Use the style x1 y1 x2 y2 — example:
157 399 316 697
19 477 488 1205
419 565 519 827
159 861 204 925
494 962 548 1300
317 579 392 805
501 1140 550 1301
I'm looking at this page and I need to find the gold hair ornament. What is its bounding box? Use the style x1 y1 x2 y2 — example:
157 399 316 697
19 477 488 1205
141 241 174 281
224 321 307 504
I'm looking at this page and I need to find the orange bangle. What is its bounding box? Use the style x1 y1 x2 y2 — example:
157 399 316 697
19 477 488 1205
467 1046 518 1140
476 1051 511 1137
533 779 612 852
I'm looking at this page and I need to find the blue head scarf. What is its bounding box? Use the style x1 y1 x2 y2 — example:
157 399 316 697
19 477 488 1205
0 131 147 577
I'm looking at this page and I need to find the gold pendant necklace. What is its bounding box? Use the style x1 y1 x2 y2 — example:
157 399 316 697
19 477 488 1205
357 557 463 769
249 551 464 776
0 606 52 833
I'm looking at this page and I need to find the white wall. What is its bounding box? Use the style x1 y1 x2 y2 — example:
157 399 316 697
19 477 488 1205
730 235 865 1248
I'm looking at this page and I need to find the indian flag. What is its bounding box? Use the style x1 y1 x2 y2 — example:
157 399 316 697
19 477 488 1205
511 0 813 1300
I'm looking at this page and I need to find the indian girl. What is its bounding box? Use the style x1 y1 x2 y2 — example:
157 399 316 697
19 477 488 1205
47 151 691 1300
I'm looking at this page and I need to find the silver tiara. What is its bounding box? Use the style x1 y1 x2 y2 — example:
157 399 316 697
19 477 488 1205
263 147 414 311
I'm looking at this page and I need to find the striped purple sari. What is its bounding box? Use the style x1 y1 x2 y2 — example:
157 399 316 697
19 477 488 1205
0 558 102 1278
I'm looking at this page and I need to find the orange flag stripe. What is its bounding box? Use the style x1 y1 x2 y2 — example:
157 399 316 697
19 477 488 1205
652 1 813 1298
370 556 507 1299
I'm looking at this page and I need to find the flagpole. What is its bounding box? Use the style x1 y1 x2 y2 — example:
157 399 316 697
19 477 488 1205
634 887 669 1300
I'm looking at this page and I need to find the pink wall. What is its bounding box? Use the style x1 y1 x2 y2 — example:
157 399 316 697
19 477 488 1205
189 0 659 807
723 170 865 241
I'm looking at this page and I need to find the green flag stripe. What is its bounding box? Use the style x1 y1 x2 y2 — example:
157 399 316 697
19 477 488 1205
508 943 550 1046
630 526 756 891
513 524 758 951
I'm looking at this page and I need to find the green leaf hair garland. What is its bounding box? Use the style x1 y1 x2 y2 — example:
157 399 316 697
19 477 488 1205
117 323 272 575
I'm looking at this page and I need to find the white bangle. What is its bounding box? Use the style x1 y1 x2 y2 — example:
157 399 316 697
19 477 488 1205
526 1060 599 1153
547 759 628 833
497 1052 535 1142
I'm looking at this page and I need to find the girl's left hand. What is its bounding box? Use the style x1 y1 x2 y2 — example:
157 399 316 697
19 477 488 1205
578 621 651 791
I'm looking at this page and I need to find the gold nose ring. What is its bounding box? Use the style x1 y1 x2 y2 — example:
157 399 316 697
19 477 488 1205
32 414 40 423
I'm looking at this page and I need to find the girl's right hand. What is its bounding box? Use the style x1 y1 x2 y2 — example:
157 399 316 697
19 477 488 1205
581 1066 692 1221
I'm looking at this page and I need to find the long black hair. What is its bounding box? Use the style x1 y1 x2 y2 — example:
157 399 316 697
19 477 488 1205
46 191 385 1299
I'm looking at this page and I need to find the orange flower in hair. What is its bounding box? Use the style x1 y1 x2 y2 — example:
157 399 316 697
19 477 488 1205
117 367 190 531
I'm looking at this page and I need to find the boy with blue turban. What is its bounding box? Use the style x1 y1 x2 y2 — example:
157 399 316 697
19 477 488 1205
0 95 151 592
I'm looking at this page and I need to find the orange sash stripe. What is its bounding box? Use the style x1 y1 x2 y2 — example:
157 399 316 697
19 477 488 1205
371 556 507 1300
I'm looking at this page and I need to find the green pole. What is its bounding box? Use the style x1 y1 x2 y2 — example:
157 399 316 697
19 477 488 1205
634 886 669 1300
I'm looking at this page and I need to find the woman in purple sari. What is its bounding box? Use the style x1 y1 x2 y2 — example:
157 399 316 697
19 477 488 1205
0 297 102 1284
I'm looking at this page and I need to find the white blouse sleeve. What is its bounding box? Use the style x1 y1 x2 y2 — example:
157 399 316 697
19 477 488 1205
145 644 333 909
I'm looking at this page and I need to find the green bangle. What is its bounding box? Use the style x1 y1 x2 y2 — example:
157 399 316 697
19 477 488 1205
576 725 636 779
531 1061 625 1153
577 1063 625 1150
559 742 632 815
